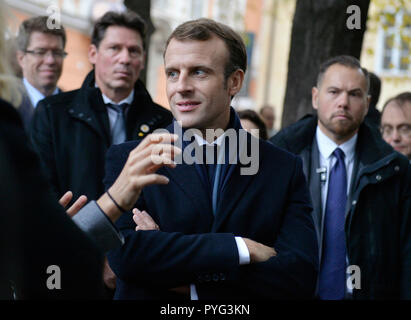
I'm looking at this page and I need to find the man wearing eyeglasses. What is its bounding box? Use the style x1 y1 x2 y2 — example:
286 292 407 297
381 92 411 163
16 16 66 130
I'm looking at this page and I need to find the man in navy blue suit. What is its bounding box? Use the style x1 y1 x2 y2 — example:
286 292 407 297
102 18 318 300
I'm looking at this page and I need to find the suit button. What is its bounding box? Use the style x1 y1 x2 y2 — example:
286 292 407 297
204 274 211 282
212 273 219 282
394 166 400 172
219 273 226 281
376 174 382 181
197 275 203 283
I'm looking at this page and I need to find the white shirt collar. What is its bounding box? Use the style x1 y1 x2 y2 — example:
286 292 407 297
98 83 134 106
194 131 227 147
23 78 58 108
316 126 357 162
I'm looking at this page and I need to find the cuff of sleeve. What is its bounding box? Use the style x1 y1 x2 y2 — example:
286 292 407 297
235 236 250 265
72 201 124 253
190 284 199 300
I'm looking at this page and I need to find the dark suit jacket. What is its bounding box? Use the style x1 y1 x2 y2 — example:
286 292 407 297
30 71 173 202
105 121 319 300
17 82 62 132
271 115 411 299
0 98 104 299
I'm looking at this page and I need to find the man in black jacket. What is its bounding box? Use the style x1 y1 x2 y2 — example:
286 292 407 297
271 55 411 299
0 97 104 299
30 10 173 296
30 11 173 203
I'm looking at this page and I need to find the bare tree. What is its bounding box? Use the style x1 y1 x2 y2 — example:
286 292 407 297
281 0 371 128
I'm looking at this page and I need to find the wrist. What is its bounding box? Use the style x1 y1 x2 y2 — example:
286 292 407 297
97 192 124 223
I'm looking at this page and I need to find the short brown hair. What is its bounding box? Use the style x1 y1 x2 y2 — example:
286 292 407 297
91 11 146 49
16 16 66 51
164 18 247 81
317 55 369 92
382 92 411 114
238 109 268 140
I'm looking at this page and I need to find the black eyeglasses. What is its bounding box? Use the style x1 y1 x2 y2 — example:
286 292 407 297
24 49 68 59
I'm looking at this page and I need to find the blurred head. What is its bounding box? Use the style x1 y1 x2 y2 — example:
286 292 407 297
238 109 268 140
0 0 21 107
16 16 66 96
381 92 411 159
89 11 146 102
312 55 370 145
368 71 381 110
163 18 246 134
259 105 275 130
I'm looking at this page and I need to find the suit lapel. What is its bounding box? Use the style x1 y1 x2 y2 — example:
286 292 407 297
162 122 214 218
163 161 213 219
211 163 256 232
308 139 323 257
211 135 261 232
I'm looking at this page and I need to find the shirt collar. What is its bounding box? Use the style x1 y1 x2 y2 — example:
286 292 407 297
23 78 58 107
194 132 226 147
101 89 134 106
316 125 357 162
193 107 241 147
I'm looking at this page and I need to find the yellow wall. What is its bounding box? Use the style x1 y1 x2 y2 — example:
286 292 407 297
256 0 296 130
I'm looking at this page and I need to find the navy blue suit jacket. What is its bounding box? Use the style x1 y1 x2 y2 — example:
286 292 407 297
105 124 318 300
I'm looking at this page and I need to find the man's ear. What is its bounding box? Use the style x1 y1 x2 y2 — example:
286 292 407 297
312 87 319 110
364 94 371 116
141 51 146 70
228 69 245 96
88 44 97 65
16 50 25 69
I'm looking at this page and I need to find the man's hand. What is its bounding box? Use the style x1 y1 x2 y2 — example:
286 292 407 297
103 257 116 290
59 191 88 217
97 133 181 221
131 208 190 295
242 238 277 263
132 208 160 231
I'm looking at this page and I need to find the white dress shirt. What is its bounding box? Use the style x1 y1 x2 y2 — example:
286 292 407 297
315 126 357 295
190 132 250 300
101 90 134 132
23 78 59 108
316 126 357 212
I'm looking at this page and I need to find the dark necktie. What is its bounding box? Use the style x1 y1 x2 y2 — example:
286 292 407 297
203 144 218 189
108 103 127 145
318 147 347 300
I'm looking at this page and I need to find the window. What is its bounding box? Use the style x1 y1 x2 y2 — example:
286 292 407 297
377 10 411 75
